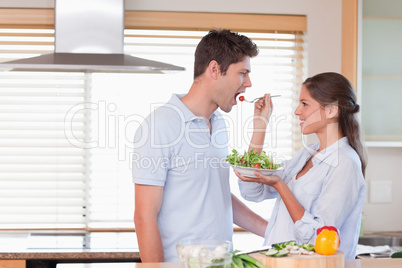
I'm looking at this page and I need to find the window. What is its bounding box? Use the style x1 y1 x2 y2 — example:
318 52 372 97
0 11 306 230
0 28 88 229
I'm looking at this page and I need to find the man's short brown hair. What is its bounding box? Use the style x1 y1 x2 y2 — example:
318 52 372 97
193 29 259 79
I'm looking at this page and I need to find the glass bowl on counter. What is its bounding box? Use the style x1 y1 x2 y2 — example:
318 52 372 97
176 239 233 268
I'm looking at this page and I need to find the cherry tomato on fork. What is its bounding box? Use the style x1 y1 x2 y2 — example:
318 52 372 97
239 96 245 102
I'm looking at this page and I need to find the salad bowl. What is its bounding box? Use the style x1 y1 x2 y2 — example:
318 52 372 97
229 164 282 178
226 149 281 178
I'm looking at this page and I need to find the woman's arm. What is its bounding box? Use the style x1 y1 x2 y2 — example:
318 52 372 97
236 172 305 222
248 94 272 153
293 159 365 243
274 179 305 222
239 155 365 244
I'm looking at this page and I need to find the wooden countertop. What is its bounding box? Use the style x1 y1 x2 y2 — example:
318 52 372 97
54 259 402 268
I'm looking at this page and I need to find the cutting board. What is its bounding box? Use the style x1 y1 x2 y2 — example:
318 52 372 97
250 251 344 268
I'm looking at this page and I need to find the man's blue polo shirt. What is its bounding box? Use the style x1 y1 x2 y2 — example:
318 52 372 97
132 94 233 262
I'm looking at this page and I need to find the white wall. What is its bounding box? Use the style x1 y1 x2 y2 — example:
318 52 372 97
1 0 400 233
363 147 402 232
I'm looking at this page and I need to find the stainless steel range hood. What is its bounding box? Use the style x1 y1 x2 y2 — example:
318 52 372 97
0 0 185 73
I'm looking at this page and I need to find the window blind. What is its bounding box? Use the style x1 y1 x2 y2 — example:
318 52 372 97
87 29 305 228
0 29 87 229
0 27 305 230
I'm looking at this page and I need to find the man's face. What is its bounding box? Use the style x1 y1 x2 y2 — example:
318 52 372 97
216 56 252 113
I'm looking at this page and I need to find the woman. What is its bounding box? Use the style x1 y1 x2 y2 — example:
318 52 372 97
237 72 366 259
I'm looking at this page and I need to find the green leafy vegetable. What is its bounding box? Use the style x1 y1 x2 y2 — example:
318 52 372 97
263 241 315 257
273 241 296 250
232 251 266 268
226 149 280 170
301 243 315 251
207 258 227 268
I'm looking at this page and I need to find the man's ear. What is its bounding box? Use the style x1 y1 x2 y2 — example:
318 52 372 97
325 104 339 119
208 60 221 79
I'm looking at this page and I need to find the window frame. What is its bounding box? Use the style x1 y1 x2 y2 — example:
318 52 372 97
0 8 307 33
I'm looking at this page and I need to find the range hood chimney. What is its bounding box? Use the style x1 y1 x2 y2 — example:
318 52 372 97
0 0 185 73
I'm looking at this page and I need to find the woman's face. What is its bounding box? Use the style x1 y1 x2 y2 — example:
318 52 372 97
294 85 328 135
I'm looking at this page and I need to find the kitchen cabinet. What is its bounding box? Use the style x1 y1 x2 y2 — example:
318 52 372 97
359 0 402 147
0 260 25 268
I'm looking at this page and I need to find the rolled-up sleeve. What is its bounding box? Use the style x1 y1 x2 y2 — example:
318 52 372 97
294 211 322 243
238 179 278 202
238 168 285 202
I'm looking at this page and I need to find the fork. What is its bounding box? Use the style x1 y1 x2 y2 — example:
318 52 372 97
241 95 281 103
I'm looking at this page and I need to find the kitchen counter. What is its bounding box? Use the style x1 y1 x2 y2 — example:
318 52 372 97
364 231 402 237
0 231 140 264
0 231 263 263
2 231 402 267
357 232 402 259
53 259 402 268
0 249 139 261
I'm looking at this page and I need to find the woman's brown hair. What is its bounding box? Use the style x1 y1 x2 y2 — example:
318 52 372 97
302 72 367 177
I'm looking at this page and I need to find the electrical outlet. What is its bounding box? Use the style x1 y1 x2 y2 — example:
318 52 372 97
369 180 392 203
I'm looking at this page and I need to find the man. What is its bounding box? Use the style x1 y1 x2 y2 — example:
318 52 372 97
133 29 269 262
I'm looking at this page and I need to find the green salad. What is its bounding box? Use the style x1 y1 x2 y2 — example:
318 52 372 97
226 149 280 170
